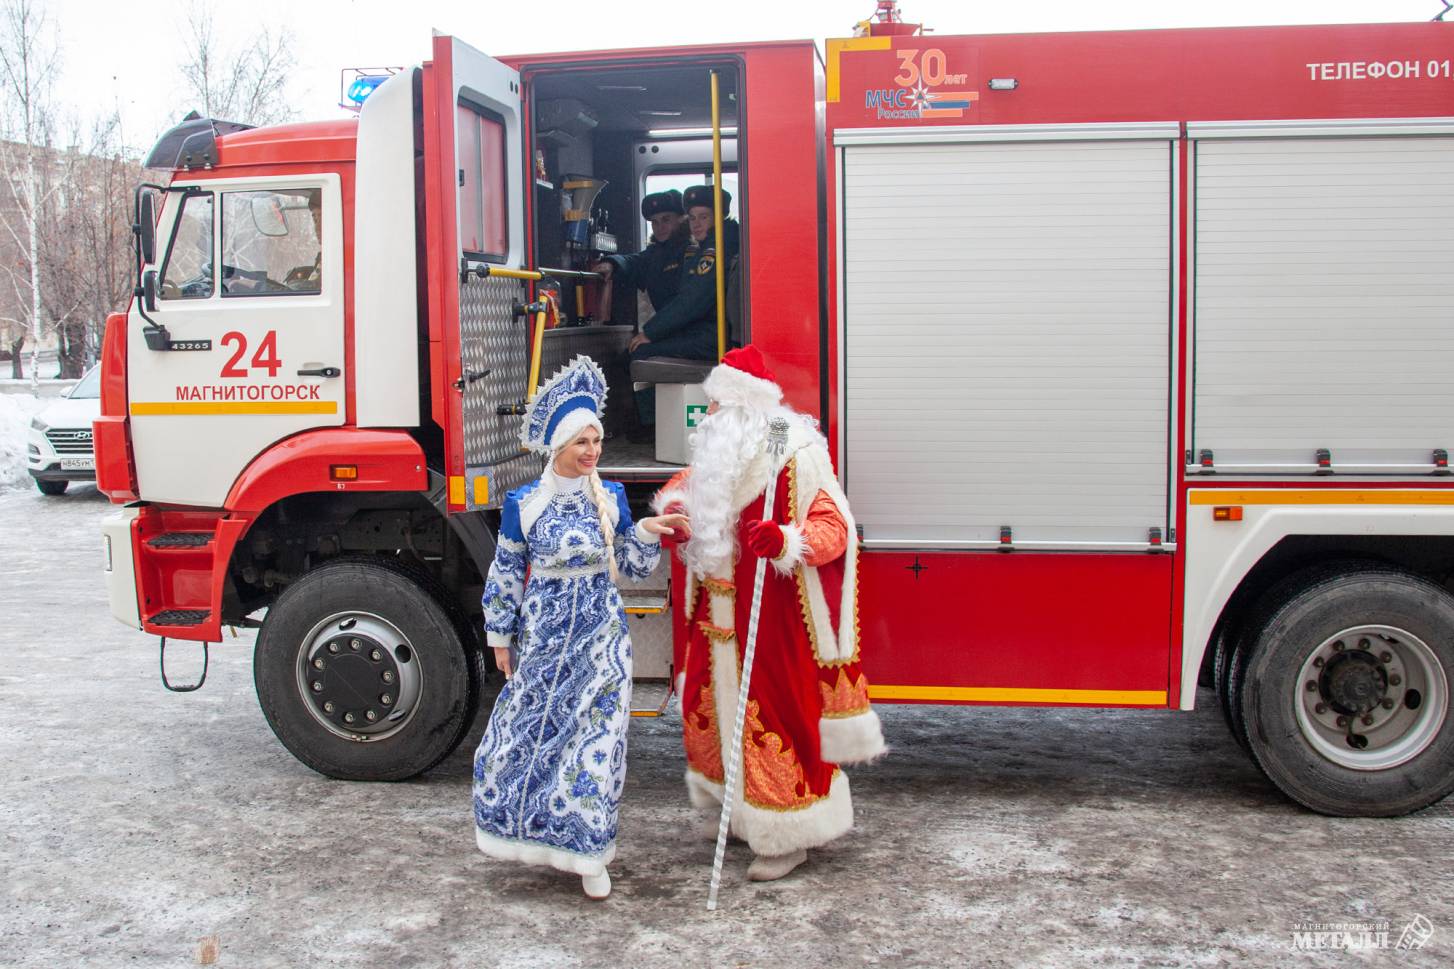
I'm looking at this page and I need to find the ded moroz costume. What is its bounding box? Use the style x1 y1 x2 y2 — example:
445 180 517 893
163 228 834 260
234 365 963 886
472 356 663 899
654 345 885 881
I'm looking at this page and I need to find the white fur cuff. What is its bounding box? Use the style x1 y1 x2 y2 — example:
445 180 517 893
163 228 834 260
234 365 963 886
475 828 614 877
486 630 514 652
684 768 854 856
634 521 660 544
771 522 807 576
820 710 886 765
652 487 688 515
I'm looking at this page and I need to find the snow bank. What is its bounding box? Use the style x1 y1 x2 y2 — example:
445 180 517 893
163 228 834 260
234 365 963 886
0 393 48 490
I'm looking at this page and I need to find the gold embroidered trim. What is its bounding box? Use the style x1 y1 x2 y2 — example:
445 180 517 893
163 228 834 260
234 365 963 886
816 554 864 668
819 667 871 718
786 456 828 660
697 620 736 643
786 455 800 522
683 683 724 783
702 576 736 596
741 699 817 810
743 769 843 812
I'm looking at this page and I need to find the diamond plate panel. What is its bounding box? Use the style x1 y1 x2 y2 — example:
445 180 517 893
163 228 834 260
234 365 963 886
460 275 536 503
539 327 634 436
626 554 672 679
627 610 674 680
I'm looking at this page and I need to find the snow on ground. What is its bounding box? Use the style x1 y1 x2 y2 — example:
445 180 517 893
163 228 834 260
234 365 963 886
0 392 48 491
2 490 1452 967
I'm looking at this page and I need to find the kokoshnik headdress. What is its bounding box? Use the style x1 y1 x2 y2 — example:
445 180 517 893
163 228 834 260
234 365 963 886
520 355 609 455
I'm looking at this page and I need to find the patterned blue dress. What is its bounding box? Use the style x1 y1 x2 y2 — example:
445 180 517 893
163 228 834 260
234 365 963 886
473 471 661 877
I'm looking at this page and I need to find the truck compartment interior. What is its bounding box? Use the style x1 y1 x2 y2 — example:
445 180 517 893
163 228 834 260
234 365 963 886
524 62 743 476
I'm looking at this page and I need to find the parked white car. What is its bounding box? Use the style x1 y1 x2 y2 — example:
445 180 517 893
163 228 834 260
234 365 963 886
27 366 99 495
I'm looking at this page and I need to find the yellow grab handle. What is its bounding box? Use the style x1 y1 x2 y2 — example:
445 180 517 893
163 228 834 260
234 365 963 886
710 71 727 362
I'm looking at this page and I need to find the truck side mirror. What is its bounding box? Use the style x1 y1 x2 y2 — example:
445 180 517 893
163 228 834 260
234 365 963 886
136 190 157 265
250 195 289 237
142 270 158 312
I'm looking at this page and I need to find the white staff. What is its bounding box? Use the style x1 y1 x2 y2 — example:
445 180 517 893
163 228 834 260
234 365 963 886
707 417 791 911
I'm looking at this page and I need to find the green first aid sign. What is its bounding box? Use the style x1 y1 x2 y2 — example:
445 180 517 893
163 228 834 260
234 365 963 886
686 404 708 428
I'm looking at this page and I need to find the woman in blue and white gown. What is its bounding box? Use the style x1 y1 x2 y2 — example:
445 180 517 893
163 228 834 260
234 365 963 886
472 357 687 900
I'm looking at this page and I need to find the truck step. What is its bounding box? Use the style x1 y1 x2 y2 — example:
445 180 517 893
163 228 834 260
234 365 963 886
148 609 211 627
630 679 674 718
147 532 213 549
622 592 668 615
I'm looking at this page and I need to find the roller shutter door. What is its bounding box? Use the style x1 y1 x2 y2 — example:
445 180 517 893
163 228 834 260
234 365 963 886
1192 135 1454 474
841 137 1173 548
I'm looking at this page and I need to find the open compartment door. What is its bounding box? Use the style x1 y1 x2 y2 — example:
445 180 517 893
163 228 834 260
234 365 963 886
426 36 536 511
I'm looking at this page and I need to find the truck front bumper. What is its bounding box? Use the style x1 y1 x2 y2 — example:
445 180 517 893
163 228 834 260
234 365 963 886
102 508 142 629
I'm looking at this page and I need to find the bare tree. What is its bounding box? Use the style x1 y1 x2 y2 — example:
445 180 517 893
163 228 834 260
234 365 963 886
37 113 138 378
178 3 298 127
0 0 58 387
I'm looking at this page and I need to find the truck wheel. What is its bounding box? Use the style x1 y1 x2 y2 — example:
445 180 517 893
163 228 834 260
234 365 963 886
36 478 67 496
254 558 480 781
1238 568 1454 817
1211 624 1243 747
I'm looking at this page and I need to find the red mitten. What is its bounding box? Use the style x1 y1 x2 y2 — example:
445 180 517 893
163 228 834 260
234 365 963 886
744 520 785 559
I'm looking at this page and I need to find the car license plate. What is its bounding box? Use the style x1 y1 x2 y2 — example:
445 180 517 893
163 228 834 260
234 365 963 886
60 457 94 471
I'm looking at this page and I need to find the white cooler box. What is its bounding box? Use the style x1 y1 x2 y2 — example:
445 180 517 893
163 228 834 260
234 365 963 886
654 382 709 464
629 356 715 465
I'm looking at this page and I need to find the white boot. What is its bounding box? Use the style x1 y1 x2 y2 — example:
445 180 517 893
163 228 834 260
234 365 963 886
581 868 611 900
747 848 808 882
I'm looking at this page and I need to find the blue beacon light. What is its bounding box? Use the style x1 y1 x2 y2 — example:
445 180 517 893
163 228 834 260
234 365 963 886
347 75 389 106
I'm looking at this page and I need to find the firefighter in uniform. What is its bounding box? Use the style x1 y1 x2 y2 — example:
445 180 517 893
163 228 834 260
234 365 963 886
628 184 740 428
594 189 689 314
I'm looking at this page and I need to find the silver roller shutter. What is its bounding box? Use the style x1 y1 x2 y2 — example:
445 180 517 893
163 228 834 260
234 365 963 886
840 136 1174 548
1192 134 1454 475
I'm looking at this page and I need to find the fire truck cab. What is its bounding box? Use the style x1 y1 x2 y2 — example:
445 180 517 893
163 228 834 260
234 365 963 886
97 7 1454 816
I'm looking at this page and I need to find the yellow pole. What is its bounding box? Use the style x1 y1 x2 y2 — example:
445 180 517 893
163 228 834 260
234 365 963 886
481 265 544 281
526 301 549 400
710 70 727 362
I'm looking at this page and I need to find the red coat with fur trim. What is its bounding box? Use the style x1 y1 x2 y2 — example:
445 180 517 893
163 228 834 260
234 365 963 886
655 426 884 856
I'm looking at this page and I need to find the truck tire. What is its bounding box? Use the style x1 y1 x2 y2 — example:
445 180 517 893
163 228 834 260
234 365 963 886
1211 623 1241 745
254 557 480 781
1238 567 1454 817
1222 560 1384 756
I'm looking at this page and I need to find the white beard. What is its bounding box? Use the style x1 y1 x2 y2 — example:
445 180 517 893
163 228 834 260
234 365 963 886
682 404 772 578
682 403 821 578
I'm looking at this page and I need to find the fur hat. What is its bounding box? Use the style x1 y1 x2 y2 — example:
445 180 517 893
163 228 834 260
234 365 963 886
683 184 732 214
642 189 684 219
702 344 782 412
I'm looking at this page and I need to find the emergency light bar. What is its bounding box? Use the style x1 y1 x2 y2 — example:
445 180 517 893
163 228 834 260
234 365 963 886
340 68 404 110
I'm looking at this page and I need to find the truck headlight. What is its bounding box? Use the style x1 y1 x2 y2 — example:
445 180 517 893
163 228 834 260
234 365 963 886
30 416 48 433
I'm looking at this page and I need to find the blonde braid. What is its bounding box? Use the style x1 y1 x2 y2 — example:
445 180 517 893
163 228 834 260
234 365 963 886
588 470 621 584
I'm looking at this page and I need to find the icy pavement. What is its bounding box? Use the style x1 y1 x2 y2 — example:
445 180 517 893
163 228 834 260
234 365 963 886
1 486 1450 968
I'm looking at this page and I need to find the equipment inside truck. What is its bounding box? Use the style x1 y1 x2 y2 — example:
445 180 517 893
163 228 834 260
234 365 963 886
521 61 744 477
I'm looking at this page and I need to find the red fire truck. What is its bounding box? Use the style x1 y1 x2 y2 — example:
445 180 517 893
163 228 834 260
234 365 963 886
96 5 1454 816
